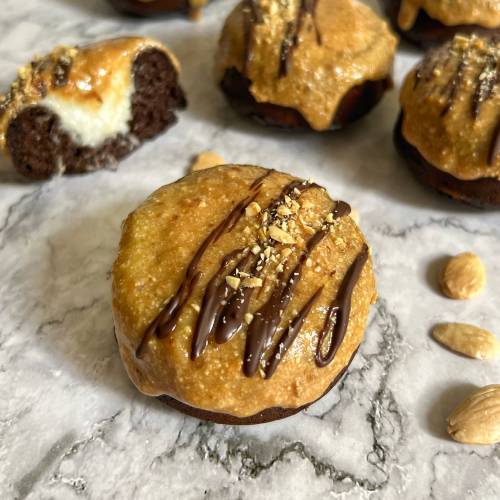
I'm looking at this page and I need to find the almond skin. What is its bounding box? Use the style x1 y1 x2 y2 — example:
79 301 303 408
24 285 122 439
447 385 500 444
432 323 500 360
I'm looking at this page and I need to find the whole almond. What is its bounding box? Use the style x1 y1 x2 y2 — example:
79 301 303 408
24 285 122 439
190 151 225 172
440 252 486 300
432 323 500 359
447 385 500 444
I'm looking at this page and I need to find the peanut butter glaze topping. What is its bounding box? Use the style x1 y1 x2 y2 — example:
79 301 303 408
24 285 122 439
0 37 179 151
216 0 397 131
112 165 376 417
400 34 500 181
397 0 500 31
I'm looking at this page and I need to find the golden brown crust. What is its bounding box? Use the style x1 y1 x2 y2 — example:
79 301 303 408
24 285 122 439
215 0 397 131
112 165 377 418
0 37 179 152
397 0 500 31
400 34 500 181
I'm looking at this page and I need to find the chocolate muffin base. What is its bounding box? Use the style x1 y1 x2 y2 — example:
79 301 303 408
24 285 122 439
6 48 186 180
108 0 199 16
394 114 500 207
220 67 392 131
382 0 500 49
157 348 358 425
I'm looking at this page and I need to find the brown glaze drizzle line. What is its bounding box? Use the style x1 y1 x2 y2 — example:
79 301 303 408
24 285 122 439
279 0 322 78
412 38 500 166
315 244 369 367
243 0 263 76
135 171 271 358
137 171 367 380
243 200 351 377
489 120 500 167
190 178 319 360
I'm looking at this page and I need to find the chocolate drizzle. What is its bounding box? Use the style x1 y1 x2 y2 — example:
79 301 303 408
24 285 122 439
279 0 322 78
489 119 500 166
138 170 368 380
264 285 323 379
136 173 269 358
242 0 263 76
472 53 498 119
412 36 500 167
243 226 330 377
315 244 369 367
190 177 318 361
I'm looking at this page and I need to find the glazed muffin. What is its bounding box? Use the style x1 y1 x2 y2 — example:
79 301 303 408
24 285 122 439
395 34 500 207
215 0 397 131
112 165 377 424
108 0 208 19
0 37 186 180
383 0 500 48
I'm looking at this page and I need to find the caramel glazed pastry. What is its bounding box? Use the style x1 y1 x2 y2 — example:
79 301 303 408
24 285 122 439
107 0 208 18
0 37 186 180
215 0 397 131
383 0 500 48
112 165 377 424
396 34 500 207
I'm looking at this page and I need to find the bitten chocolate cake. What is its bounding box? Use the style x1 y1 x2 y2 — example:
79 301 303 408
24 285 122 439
395 34 500 207
0 37 186 180
382 0 500 48
112 165 377 424
215 0 397 131
108 0 208 18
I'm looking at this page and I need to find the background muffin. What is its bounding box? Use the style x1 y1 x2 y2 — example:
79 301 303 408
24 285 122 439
216 0 397 130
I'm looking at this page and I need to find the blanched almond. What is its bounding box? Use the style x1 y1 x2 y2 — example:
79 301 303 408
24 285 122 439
447 385 500 444
432 323 500 360
440 252 486 300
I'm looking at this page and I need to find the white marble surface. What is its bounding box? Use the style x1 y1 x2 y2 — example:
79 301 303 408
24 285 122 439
0 0 499 498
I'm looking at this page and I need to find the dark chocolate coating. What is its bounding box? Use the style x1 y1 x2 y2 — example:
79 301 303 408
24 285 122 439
394 114 500 207
158 347 358 425
107 0 190 16
220 67 392 131
381 0 500 49
7 48 186 180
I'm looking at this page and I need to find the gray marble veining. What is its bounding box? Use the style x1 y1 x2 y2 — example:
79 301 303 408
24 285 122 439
0 1 499 498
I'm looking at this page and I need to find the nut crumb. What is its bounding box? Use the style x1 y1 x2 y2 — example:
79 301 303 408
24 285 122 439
225 275 240 289
244 313 254 324
242 277 263 288
245 201 261 217
269 225 295 244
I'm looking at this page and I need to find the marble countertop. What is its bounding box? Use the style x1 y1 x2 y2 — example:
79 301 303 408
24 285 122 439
0 0 499 498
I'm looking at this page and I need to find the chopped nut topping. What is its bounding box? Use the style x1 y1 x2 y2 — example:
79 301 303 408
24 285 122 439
244 313 254 325
281 248 292 258
269 224 295 244
306 258 313 268
326 213 334 223
242 277 263 288
245 201 261 217
191 303 201 312
251 244 261 255
277 205 292 217
225 276 241 289
263 247 272 258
